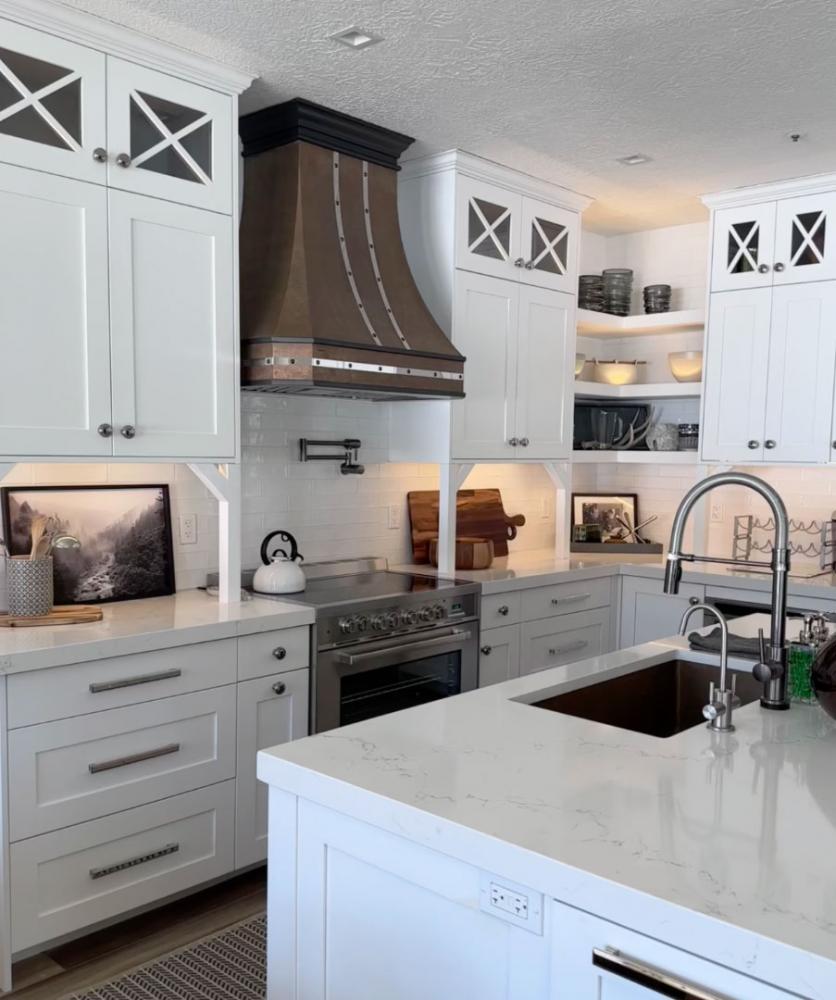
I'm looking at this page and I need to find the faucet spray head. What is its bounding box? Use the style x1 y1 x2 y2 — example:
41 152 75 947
663 554 683 595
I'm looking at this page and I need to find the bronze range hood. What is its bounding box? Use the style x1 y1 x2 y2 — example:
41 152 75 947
238 99 465 400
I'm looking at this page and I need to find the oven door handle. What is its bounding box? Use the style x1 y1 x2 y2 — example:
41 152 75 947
334 629 473 668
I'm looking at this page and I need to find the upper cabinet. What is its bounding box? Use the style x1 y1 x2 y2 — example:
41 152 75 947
0 10 250 462
106 59 232 214
455 172 579 294
0 20 106 183
710 185 836 290
395 151 589 464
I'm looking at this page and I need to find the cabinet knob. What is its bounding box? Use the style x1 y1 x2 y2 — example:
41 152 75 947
92 147 108 163
519 437 529 447
480 645 492 655
497 605 510 616
97 423 113 438
513 258 525 268
689 596 700 605
747 440 760 449
773 262 785 272
509 437 519 447
116 152 132 168
272 646 287 660
271 680 287 696
757 263 770 274
120 424 136 439
764 439 776 449
524 260 534 270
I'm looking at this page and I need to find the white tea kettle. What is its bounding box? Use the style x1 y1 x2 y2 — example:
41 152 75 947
253 530 306 595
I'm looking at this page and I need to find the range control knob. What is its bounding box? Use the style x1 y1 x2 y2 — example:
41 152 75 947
370 614 386 631
354 615 369 633
433 604 446 620
385 612 399 630
419 607 434 622
338 617 354 635
404 610 419 626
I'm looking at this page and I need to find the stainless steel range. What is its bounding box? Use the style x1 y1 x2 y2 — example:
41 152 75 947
245 558 480 733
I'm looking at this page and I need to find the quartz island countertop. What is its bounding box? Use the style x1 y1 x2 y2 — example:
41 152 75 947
0 589 314 674
259 613 836 996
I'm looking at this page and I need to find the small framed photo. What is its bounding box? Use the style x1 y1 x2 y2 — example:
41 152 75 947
572 493 638 543
1 485 175 605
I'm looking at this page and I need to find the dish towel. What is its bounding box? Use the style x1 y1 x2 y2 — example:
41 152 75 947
688 626 761 660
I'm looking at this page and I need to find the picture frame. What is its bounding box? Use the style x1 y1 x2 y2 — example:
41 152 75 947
571 493 638 544
1 485 175 605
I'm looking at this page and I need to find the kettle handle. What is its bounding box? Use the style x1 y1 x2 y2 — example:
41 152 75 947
260 530 302 565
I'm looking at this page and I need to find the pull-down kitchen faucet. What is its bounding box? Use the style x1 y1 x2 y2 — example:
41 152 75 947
664 472 790 710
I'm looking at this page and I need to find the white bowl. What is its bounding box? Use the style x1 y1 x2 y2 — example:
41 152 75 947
574 353 586 378
592 360 642 386
668 351 703 383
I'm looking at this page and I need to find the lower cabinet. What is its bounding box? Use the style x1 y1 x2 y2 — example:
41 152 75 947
550 902 796 999
235 667 309 868
521 608 611 676
479 624 521 687
619 576 705 648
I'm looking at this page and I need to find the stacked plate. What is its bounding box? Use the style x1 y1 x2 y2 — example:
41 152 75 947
643 283 671 313
578 274 605 311
602 268 633 316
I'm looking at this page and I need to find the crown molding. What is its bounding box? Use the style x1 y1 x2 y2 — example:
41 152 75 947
702 172 836 210
400 148 593 213
0 0 255 94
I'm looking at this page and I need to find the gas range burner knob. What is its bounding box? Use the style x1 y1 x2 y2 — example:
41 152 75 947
354 615 369 633
385 613 400 630
338 617 354 635
370 614 386 631
433 604 446 620
419 607 434 622
404 610 419 626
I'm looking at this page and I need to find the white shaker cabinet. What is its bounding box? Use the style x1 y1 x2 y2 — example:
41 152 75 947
619 576 704 648
109 192 236 458
106 58 232 214
0 19 107 184
710 201 777 292
478 624 520 687
0 162 112 456
518 195 577 295
455 174 521 281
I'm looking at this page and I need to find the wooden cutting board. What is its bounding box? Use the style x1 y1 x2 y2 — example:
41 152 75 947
0 605 104 627
407 489 526 563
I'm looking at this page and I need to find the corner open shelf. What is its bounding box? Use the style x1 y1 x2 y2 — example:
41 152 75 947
577 308 705 337
573 380 702 400
572 450 701 465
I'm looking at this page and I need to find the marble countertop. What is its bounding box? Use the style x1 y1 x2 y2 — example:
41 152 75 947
395 547 836 598
259 613 836 992
0 590 314 673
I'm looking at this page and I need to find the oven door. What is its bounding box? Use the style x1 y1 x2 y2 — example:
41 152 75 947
315 625 478 733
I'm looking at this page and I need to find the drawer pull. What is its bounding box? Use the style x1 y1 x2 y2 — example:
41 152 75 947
88 742 181 775
592 947 724 999
272 647 287 660
89 668 182 693
548 640 588 656
551 593 591 605
497 605 510 616
89 842 179 881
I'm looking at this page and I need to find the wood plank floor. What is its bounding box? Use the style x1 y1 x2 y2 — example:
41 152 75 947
9 868 266 999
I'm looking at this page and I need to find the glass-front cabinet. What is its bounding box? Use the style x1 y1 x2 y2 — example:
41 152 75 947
0 19 106 183
710 202 777 291
773 191 836 284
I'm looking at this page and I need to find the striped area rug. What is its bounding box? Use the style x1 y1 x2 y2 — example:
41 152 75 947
65 914 266 1000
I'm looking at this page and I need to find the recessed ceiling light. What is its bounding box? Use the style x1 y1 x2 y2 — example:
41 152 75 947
330 27 383 50
617 153 653 166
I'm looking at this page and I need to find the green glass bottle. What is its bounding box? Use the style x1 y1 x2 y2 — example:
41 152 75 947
789 614 824 705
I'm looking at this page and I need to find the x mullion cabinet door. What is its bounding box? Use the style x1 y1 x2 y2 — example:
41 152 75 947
518 196 577 294
710 202 776 291
106 58 232 214
773 192 836 285
454 174 522 281
0 18 107 184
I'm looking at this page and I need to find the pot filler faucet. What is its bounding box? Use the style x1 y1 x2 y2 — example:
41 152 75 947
664 472 790 710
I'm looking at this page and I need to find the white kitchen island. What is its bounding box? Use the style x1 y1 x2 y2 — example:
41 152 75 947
257 616 836 999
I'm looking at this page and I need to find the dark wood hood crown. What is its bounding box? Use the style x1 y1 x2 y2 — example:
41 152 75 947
239 99 465 400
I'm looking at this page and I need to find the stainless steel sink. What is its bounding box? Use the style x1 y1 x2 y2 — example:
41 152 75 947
530 659 762 739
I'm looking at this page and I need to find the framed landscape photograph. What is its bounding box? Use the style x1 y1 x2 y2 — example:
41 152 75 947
572 493 638 543
1 485 175 605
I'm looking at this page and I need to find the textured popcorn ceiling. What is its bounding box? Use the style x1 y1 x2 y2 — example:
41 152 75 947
59 0 836 233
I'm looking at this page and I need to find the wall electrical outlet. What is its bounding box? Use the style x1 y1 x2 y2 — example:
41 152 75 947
479 873 543 933
388 505 401 530
710 502 725 524
489 882 529 919
179 513 197 545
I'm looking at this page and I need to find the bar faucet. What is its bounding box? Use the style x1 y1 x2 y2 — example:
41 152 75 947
664 472 790 710
679 603 738 731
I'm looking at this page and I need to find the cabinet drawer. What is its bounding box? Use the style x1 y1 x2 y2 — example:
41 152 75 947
11 781 235 952
481 592 521 627
9 687 236 840
521 608 612 675
521 577 611 621
237 627 310 681
8 639 236 729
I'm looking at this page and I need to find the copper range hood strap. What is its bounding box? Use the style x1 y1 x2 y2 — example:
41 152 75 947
332 152 382 347
361 161 410 350
247 355 464 383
